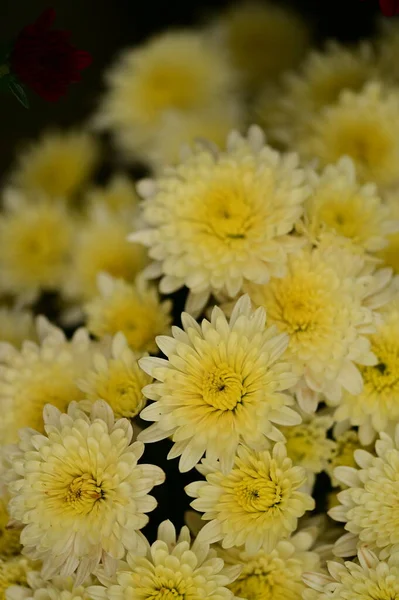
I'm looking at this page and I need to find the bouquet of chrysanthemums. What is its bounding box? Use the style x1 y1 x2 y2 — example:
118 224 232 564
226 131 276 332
2 2 399 599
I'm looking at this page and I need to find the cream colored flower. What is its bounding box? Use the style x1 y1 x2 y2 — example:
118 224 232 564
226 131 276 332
0 498 21 559
303 547 399 600
87 520 241 600
85 273 172 354
139 295 300 473
297 82 399 189
5 400 164 584
7 571 95 600
0 557 32 600
86 175 140 214
186 443 314 553
377 189 399 272
10 130 99 202
78 332 150 418
329 425 399 558
0 317 93 445
220 529 320 600
130 126 309 314
0 308 36 349
326 429 369 487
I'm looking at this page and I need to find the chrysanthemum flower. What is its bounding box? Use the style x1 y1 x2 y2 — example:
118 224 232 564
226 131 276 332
78 332 151 418
333 294 399 444
130 126 309 314
301 157 399 254
0 557 32 600
0 193 73 302
5 400 164 584
85 273 172 354
85 174 140 214
376 20 399 84
0 498 21 559
10 131 99 201
245 238 385 408
186 443 314 553
87 520 241 600
303 547 399 600
66 205 148 301
138 295 300 473
377 190 399 272
0 307 36 349
0 317 92 445
326 429 367 487
220 529 320 600
7 570 95 600
297 82 399 188
329 425 399 558
212 1 310 91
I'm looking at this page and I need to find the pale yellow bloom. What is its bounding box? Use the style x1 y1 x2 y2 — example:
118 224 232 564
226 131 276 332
131 126 309 314
78 332 150 418
377 189 399 272
329 425 399 558
7 571 95 600
0 498 21 559
186 443 314 553
0 308 36 349
86 175 140 214
11 130 99 201
139 295 300 473
298 82 399 189
5 401 164 584
87 520 241 600
85 273 172 354
0 558 31 600
326 429 369 487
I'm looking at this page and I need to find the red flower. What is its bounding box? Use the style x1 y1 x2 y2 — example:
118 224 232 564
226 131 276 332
10 8 92 102
379 0 399 15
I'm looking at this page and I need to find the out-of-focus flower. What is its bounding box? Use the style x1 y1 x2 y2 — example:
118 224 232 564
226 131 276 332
139 296 300 473
0 307 36 349
0 557 32 600
10 9 91 102
85 174 139 214
326 429 369 487
0 498 21 559
7 570 95 600
377 189 399 272
5 400 165 584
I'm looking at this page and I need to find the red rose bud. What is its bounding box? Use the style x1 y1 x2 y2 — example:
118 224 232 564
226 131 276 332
10 8 92 102
379 0 399 15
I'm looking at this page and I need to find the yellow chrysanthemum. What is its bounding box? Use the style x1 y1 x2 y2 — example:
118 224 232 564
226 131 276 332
5 400 164 584
0 307 36 349
245 238 386 408
303 547 399 600
131 126 309 314
297 82 399 188
7 571 95 600
0 558 31 600
88 520 241 600
0 317 93 445
257 42 376 147
186 443 314 553
333 295 399 444
0 498 21 559
94 30 238 164
85 174 140 214
66 205 148 301
220 529 320 600
0 194 73 301
213 1 310 90
85 273 172 354
78 332 150 418
301 157 399 253
326 429 368 487
11 131 99 201
329 425 399 558
377 189 399 272
139 295 300 473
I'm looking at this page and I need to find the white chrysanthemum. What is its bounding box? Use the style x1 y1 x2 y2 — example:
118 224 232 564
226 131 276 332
303 547 399 600
245 237 389 409
85 273 172 354
329 424 399 558
297 82 399 188
138 295 300 473
186 443 314 553
5 400 164 584
78 332 150 419
87 520 241 600
7 571 95 600
301 157 399 253
0 308 36 349
0 557 32 600
220 529 320 600
130 126 309 314
0 317 93 445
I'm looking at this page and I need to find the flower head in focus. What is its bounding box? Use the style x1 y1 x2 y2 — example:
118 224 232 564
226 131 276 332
186 443 315 553
139 295 300 473
10 9 92 102
85 273 172 354
5 400 164 584
87 520 241 600
0 307 36 349
131 126 308 314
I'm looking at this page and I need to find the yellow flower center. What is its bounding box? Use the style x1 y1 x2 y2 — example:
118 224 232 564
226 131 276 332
202 365 244 411
235 477 282 513
150 587 185 600
139 63 201 115
230 555 303 600
314 194 374 244
362 336 399 395
46 473 105 516
202 183 254 242
91 362 146 418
